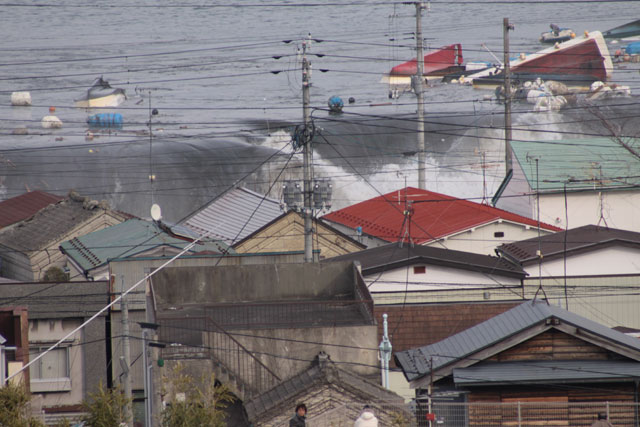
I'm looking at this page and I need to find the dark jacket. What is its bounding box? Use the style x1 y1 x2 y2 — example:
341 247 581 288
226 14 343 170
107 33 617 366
289 414 306 427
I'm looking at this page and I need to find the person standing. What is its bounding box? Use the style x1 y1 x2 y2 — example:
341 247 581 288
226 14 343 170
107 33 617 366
354 405 379 427
289 403 307 427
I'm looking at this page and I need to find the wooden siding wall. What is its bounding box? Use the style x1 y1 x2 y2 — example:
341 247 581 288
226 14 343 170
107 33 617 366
469 385 637 426
488 329 623 362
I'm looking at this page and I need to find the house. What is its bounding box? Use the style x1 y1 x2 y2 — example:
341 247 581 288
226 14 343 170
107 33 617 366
0 306 29 386
0 191 129 281
183 186 284 245
322 187 561 255
244 352 406 427
150 261 379 425
328 243 527 304
373 302 522 399
0 281 109 425
496 224 640 329
59 218 233 281
493 137 640 231
233 210 365 259
395 300 640 426
328 242 528 399
0 190 63 230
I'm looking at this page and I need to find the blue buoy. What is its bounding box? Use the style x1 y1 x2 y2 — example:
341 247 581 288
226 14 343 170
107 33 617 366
87 113 123 128
328 96 344 114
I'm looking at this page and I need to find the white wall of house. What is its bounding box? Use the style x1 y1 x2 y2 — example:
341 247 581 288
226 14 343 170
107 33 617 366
539 190 640 232
28 319 83 407
366 263 522 294
423 220 557 256
522 245 640 278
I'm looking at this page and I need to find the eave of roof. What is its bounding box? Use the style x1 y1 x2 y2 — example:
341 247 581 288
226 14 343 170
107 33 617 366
322 187 560 244
327 243 526 278
497 224 640 263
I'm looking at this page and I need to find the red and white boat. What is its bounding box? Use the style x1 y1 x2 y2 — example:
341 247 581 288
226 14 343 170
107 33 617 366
466 30 613 89
384 44 465 85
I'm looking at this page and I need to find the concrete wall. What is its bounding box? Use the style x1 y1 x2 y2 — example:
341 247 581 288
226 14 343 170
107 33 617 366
213 324 379 381
152 262 357 306
108 252 307 390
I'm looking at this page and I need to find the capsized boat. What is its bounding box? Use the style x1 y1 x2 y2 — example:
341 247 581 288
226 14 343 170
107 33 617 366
75 77 126 108
603 19 640 39
467 31 613 90
383 44 464 85
539 24 575 43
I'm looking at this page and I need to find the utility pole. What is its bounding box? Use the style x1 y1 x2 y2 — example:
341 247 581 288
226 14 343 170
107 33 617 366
415 1 426 189
302 35 314 262
120 281 133 427
504 18 514 174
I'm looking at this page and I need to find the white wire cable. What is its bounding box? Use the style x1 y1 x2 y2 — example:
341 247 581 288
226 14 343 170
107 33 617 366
5 227 212 383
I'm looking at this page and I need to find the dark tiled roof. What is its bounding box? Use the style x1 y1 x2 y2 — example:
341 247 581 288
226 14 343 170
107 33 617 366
0 191 63 229
497 225 640 264
0 198 126 252
395 300 640 382
244 353 402 421
322 187 561 244
328 243 526 278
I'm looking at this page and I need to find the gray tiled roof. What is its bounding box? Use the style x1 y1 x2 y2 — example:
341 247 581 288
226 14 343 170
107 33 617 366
183 187 283 245
454 360 640 385
245 354 402 421
395 300 640 382
497 225 640 264
327 242 526 278
0 198 126 252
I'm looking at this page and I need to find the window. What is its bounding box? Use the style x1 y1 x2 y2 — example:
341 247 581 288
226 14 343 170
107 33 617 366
494 231 505 238
29 346 69 380
413 266 426 274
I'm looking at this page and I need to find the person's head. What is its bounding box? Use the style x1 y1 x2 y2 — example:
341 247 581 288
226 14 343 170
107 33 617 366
295 403 307 417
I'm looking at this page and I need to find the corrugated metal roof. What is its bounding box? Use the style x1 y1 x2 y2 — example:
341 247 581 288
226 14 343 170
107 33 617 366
497 224 640 264
454 360 640 385
510 137 640 192
60 218 232 273
322 187 561 244
0 190 63 229
183 187 283 245
327 242 526 278
396 300 640 382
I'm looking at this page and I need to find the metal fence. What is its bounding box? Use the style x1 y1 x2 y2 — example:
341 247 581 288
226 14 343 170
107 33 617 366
300 401 640 427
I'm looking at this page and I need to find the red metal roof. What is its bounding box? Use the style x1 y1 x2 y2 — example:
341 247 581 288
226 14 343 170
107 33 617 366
0 190 63 229
322 187 562 244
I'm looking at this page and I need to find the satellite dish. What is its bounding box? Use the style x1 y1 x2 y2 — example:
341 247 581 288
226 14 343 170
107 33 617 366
150 204 162 221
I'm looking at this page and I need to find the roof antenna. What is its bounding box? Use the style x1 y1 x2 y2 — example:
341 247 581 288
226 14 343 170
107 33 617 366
532 157 549 305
